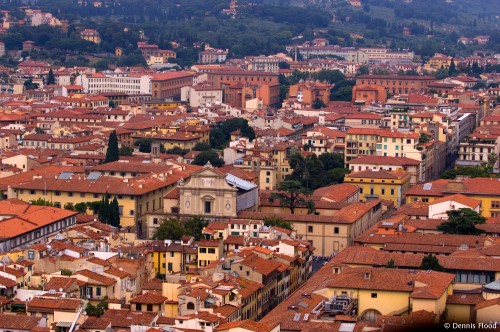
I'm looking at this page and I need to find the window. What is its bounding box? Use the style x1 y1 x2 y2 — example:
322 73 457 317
208 248 216 254
187 302 195 310
390 188 395 195
308 226 313 233
136 303 142 311
334 227 339 234
170 252 174 257
130 210 135 216
167 263 172 271
55 191 61 196
381 188 385 195
204 201 212 214
80 193 85 198
491 201 500 209
68 192 73 197
371 293 377 298
96 287 101 296
30 190 35 195
153 218 159 225
359 187 363 194
147 304 153 312
199 248 207 253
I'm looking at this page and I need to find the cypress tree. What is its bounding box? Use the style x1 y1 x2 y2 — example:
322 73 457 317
104 131 119 164
111 197 121 228
448 58 456 77
47 68 56 85
99 194 110 224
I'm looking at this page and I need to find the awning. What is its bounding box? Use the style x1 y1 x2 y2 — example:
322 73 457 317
56 322 73 328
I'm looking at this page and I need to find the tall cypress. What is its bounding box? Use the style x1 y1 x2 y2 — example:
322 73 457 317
448 58 456 77
99 194 110 224
47 68 56 85
111 197 121 228
104 131 119 164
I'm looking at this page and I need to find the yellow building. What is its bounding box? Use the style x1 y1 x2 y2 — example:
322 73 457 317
241 199 383 257
130 292 167 313
80 29 101 44
315 267 454 322
132 131 203 150
345 128 387 162
27 297 84 327
150 238 199 276
235 141 296 190
9 172 178 228
345 169 411 207
424 53 453 71
405 177 500 218
198 239 223 268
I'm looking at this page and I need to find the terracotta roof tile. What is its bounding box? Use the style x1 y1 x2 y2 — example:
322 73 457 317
129 292 167 304
0 314 43 330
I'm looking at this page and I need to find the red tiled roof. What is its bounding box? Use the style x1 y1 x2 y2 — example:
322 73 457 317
0 314 43 330
129 292 167 304
428 194 481 209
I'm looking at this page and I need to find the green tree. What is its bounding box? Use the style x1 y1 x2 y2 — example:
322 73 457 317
74 202 88 214
192 150 225 167
64 203 75 211
134 138 165 153
437 208 486 235
319 153 344 170
386 259 396 268
47 68 56 85
104 131 119 164
183 216 208 240
99 194 110 224
153 218 185 240
110 197 121 228
193 142 212 151
419 254 444 272
24 78 39 90
312 99 326 109
119 146 134 156
32 198 54 206
85 297 108 317
269 180 315 214
263 215 293 231
448 58 456 77
330 80 355 101
61 268 73 276
166 146 189 156
357 65 369 76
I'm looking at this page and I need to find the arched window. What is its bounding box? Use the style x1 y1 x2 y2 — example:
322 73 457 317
361 309 381 322
187 302 195 310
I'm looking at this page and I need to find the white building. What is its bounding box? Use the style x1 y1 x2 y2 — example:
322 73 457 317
76 73 151 95
248 55 280 73
428 194 481 219
181 85 223 107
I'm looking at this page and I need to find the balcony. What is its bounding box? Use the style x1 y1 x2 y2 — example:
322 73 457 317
364 194 379 200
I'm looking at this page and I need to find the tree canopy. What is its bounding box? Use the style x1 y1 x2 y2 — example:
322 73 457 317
153 216 208 241
287 152 349 190
104 131 119 164
269 180 315 215
263 216 293 231
210 118 255 149
192 150 225 167
437 208 485 235
419 254 444 272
